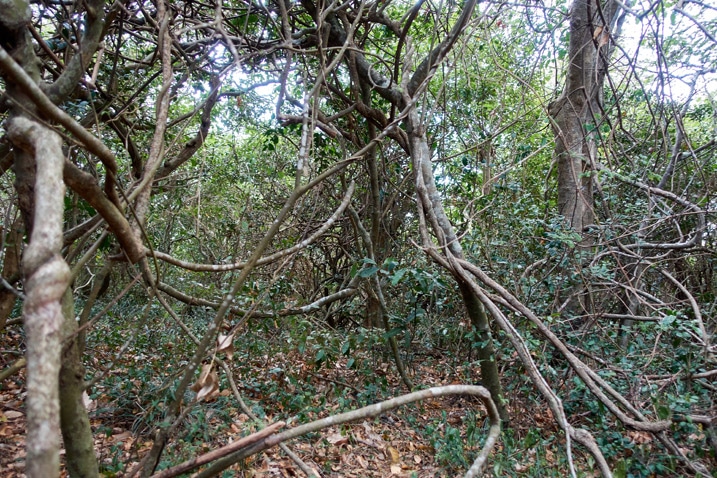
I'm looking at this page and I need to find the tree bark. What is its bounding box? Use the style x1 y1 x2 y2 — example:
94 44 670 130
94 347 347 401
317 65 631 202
8 116 70 478
0 216 22 330
60 288 99 478
549 0 622 239
548 0 623 320
1 3 106 474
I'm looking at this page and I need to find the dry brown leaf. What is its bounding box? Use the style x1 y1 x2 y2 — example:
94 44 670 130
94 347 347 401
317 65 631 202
627 430 653 444
326 432 348 446
4 410 23 419
191 364 212 392
593 26 609 47
386 445 400 464
545 447 555 463
217 333 235 360
197 379 219 401
192 364 220 401
597 31 609 47
362 421 384 445
112 431 132 443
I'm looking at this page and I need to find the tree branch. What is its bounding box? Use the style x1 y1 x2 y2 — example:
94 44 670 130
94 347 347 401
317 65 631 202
0 45 123 211
195 385 501 478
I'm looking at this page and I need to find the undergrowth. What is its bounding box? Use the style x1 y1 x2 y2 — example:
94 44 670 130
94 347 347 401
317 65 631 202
76 290 717 477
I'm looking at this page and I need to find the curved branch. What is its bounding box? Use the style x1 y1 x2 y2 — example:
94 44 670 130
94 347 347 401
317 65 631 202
194 385 501 478
44 0 107 103
460 258 673 431
157 279 360 320
63 161 145 263
155 76 222 180
675 6 717 45
659 269 711 351
391 0 428 95
0 44 123 210
407 0 478 97
601 169 706 239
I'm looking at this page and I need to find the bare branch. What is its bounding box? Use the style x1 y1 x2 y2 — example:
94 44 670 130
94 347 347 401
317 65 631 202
149 421 286 478
0 45 123 210
195 385 501 478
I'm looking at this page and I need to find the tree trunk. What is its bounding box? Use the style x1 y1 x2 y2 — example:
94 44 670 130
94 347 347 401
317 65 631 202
457 281 506 419
1 3 105 474
408 109 508 421
60 288 99 478
0 217 22 330
8 116 70 478
548 0 623 320
549 0 622 240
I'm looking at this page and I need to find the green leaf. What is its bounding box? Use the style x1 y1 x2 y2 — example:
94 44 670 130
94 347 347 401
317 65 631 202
660 315 677 328
613 459 627 478
383 258 398 272
358 266 380 278
383 327 403 340
391 268 408 285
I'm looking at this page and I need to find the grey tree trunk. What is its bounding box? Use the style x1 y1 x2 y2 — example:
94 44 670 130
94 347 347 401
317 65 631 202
1 2 105 474
549 0 622 239
548 0 623 320
8 117 70 478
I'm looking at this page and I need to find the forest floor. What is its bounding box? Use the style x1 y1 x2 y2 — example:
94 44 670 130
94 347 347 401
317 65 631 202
0 323 672 477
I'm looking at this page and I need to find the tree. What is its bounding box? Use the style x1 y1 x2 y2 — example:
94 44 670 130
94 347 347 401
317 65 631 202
549 0 623 241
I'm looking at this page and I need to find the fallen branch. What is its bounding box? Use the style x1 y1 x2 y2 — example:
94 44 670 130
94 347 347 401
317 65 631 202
150 421 285 478
0 357 26 382
193 385 501 478
156 292 318 477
